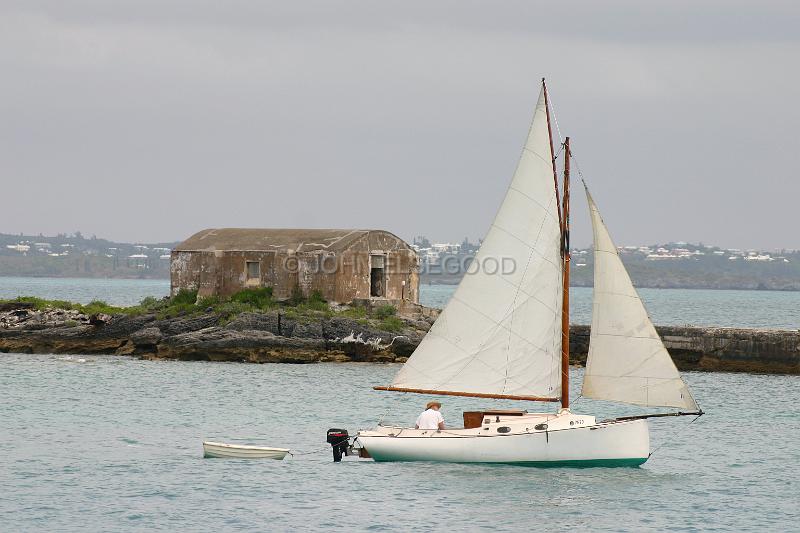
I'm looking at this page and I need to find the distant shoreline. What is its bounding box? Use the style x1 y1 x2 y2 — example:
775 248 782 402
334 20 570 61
0 274 168 281
421 278 800 292
2 274 800 293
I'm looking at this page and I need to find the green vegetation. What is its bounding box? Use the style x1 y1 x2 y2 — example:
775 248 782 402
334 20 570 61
1 288 409 332
340 305 367 319
374 304 397 319
379 316 405 332
4 296 128 315
302 290 330 312
230 287 274 309
288 286 305 306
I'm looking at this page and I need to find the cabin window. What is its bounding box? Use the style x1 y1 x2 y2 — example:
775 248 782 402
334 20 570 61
370 255 385 297
246 261 260 280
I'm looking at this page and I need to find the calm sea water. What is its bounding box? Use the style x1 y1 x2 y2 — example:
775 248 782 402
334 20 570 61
1 277 798 329
0 354 797 531
0 277 170 307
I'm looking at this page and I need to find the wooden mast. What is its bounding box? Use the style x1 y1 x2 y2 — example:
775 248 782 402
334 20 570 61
560 137 571 409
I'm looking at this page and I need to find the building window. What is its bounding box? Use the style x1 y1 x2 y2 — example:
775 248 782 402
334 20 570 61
246 261 260 280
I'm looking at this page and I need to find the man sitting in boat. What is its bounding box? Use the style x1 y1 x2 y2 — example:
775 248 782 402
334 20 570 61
415 401 445 430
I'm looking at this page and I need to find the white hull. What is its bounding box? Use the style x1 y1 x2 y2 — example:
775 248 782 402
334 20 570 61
202 441 290 460
357 411 649 466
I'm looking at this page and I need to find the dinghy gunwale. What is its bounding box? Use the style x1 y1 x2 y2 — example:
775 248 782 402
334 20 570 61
202 441 291 459
202 441 290 452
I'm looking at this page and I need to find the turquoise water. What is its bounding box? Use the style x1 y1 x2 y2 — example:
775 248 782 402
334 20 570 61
1 354 797 531
1 277 798 329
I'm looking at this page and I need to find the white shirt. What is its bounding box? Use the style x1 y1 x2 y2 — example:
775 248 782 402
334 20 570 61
415 408 444 430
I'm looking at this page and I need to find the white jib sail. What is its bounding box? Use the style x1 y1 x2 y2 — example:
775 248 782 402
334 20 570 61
582 187 699 410
389 87 563 398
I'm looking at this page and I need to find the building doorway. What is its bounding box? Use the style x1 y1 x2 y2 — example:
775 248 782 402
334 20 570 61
370 254 385 297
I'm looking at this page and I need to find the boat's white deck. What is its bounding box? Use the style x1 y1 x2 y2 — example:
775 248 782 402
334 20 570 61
359 411 598 438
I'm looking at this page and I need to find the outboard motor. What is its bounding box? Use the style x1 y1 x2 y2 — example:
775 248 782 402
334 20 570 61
326 428 349 462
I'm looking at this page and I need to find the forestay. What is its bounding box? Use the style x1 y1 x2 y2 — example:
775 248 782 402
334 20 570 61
582 187 699 410
385 87 564 399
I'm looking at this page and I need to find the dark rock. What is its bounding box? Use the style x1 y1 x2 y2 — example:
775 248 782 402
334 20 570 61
224 312 280 332
89 313 112 327
153 314 219 336
390 336 417 357
0 302 35 312
156 327 325 363
131 327 163 346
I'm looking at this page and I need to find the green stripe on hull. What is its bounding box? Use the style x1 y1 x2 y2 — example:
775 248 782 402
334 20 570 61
371 457 648 468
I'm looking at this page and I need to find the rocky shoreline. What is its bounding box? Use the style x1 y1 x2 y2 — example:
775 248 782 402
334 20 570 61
1 306 798 374
0 305 428 363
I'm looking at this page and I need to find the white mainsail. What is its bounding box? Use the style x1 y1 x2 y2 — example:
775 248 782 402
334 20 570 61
387 87 564 399
582 187 698 410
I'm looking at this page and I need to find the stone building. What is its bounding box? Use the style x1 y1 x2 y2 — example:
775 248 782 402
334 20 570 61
170 228 419 304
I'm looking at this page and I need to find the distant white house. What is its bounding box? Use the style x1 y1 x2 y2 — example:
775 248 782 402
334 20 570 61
6 244 30 253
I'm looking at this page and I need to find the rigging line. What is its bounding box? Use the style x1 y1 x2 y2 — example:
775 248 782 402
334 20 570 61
553 142 564 162
569 151 589 187
546 88 565 144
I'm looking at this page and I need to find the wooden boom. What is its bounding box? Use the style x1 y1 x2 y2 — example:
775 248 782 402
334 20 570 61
373 386 560 403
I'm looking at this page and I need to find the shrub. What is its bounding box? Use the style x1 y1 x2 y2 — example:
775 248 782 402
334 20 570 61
50 300 75 310
9 296 56 311
341 305 367 319
302 291 329 312
172 289 198 306
156 302 197 320
215 301 255 321
230 287 273 309
139 296 160 307
197 295 221 309
80 300 124 315
308 290 325 303
379 316 405 332
131 296 168 315
288 286 305 306
374 304 397 319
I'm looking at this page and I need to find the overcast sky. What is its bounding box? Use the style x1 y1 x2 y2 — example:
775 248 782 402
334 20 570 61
1 1 798 249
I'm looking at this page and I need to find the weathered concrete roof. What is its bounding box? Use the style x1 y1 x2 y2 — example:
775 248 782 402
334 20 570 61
174 228 406 253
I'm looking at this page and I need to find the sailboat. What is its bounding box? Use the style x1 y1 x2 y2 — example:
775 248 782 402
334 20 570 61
356 80 702 466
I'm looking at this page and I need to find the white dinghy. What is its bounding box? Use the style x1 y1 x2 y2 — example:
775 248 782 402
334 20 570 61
202 441 290 460
357 79 701 466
